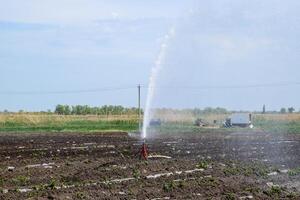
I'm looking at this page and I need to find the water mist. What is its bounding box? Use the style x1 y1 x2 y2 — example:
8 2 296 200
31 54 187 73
142 28 175 139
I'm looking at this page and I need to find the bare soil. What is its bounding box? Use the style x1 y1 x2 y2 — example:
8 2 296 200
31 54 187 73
0 131 300 199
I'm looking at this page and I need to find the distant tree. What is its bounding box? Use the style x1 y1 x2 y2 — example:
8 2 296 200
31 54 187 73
288 107 295 113
280 108 286 114
83 105 91 115
55 105 65 115
203 107 213 114
3 109 8 113
64 105 71 115
54 104 141 116
215 107 228 114
192 108 202 116
71 106 76 115
262 105 266 114
75 105 84 115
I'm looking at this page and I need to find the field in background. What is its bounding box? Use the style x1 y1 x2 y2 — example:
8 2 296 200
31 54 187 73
0 113 300 133
0 114 139 132
150 111 300 134
254 114 300 134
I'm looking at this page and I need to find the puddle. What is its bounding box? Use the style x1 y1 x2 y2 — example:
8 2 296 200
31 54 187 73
7 166 15 171
147 168 204 179
279 169 289 173
84 143 97 146
18 188 33 193
162 141 178 144
185 169 204 173
71 146 88 150
266 182 280 188
148 155 172 159
26 162 57 169
108 177 135 183
268 172 278 176
97 145 115 148
239 195 253 199
146 172 173 179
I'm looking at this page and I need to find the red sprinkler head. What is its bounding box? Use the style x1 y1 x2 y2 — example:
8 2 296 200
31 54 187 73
140 141 148 160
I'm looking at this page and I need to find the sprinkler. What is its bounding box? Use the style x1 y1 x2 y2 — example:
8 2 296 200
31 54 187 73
140 140 148 160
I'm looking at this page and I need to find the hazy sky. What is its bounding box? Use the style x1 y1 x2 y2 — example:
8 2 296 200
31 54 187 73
0 0 299 111
152 0 300 111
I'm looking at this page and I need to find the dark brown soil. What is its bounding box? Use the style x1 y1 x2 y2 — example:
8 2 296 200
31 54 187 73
0 131 299 199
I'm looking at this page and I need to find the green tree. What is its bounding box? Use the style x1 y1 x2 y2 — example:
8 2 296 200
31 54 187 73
288 107 295 113
55 105 65 115
54 104 141 115
64 105 71 115
280 108 286 114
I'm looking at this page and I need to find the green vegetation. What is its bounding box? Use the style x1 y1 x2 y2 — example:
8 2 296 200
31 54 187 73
0 105 141 133
148 122 250 136
0 177 5 187
12 176 30 186
162 180 186 192
196 160 210 169
223 162 271 177
163 181 176 192
61 175 82 186
0 106 300 133
76 192 87 199
288 167 300 176
54 105 141 115
224 193 235 200
199 177 219 187
263 186 282 196
0 114 138 133
254 116 300 134
46 179 57 190
132 169 141 179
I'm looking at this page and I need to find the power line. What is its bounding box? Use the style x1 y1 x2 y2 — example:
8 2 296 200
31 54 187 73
141 82 300 90
0 82 299 95
0 86 137 95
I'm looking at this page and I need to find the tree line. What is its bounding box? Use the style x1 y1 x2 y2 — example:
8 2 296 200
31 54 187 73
279 107 296 114
0 106 299 115
53 106 231 116
54 105 141 115
261 104 297 114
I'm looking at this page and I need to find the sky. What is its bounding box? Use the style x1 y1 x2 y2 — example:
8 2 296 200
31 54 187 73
151 0 300 111
0 0 299 111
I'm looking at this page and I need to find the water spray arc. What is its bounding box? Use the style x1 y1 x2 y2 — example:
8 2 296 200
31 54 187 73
142 28 176 139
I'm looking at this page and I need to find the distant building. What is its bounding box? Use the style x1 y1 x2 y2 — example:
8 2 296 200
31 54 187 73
224 113 252 128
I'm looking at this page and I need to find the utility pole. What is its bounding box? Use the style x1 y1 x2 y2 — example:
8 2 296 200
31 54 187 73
262 104 266 114
138 84 141 133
